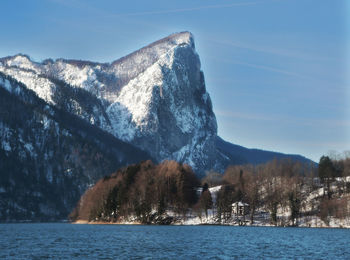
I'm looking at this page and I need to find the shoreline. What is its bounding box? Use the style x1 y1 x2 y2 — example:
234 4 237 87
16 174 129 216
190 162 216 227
73 220 143 225
1 220 348 229
71 220 350 229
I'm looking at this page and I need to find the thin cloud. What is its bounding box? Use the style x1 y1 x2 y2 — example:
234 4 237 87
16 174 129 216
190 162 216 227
210 39 311 61
48 0 88 9
216 109 350 129
216 110 274 121
234 60 305 78
284 140 350 149
210 56 307 78
208 38 337 63
109 1 278 17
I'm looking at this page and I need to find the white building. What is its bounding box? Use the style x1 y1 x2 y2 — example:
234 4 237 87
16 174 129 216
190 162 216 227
232 201 249 216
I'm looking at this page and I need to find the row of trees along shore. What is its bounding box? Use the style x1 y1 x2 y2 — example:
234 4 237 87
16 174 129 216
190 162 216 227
70 160 199 223
70 153 350 226
205 153 350 225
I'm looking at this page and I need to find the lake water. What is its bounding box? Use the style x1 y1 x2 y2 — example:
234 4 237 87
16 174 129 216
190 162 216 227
0 223 349 259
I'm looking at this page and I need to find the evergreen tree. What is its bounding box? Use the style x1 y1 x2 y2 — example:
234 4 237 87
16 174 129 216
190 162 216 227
318 156 335 199
199 189 213 218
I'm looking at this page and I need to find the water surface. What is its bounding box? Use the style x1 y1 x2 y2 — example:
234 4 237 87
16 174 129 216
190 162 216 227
0 223 349 259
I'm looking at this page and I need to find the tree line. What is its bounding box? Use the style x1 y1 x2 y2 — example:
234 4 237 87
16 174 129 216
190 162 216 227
70 160 201 223
70 154 350 226
204 154 350 226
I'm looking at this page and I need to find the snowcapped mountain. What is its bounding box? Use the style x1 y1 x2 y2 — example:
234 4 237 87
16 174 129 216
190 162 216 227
0 32 225 174
0 31 314 221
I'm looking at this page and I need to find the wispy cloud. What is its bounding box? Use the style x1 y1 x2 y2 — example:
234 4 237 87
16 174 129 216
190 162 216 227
49 0 280 17
232 60 306 78
47 0 284 39
207 37 338 63
216 110 274 121
210 39 311 60
216 109 350 128
279 140 350 150
209 55 307 78
48 0 90 10
109 0 280 17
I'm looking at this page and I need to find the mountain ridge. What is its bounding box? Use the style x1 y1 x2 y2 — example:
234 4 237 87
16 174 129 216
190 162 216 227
0 31 224 174
216 136 314 166
0 32 315 175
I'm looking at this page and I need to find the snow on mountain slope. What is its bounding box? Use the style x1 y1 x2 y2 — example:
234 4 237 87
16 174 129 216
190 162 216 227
0 61 56 104
0 32 225 174
0 72 153 221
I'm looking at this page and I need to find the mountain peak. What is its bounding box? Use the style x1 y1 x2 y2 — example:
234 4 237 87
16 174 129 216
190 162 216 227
0 54 42 75
145 31 195 52
111 31 195 68
165 31 194 47
1 54 32 68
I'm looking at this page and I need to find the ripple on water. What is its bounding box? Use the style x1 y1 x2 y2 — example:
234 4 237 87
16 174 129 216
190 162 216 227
0 224 349 259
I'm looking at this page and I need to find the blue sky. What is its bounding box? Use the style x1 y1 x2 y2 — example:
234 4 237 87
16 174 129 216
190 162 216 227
1 0 349 162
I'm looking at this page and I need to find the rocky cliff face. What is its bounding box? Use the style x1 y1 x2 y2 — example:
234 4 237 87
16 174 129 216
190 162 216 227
0 72 152 221
0 32 224 174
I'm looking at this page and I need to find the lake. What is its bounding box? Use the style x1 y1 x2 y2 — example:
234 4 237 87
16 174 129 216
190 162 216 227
0 223 349 259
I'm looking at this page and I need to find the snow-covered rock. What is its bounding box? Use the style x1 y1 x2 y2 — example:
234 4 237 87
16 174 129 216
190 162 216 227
0 32 226 174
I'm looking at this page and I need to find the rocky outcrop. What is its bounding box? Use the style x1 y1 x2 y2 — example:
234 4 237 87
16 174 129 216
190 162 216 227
0 32 225 175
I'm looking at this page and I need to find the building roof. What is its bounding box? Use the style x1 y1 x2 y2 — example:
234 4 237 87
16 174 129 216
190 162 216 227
232 201 249 207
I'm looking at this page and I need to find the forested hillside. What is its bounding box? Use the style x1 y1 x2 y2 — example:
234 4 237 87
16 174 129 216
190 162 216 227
0 73 152 221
